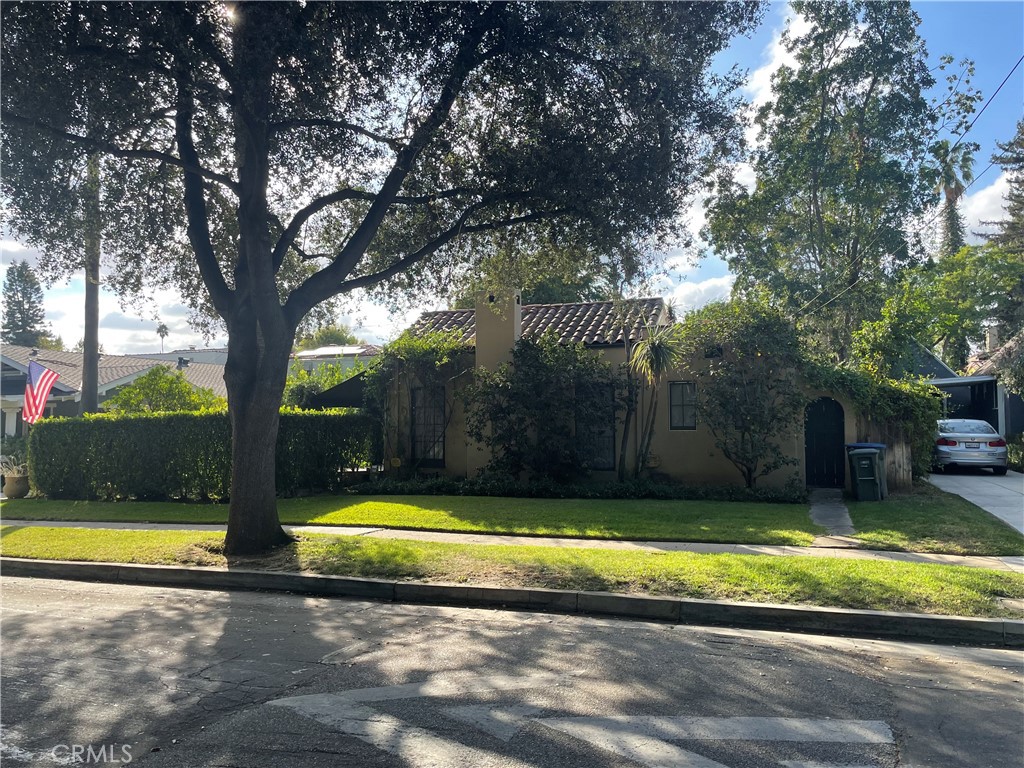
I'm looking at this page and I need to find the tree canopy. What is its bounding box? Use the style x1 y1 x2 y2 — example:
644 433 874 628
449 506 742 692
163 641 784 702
295 324 363 351
1 1 762 552
984 120 1024 342
705 0 979 361
103 366 226 414
676 299 806 489
852 245 1022 376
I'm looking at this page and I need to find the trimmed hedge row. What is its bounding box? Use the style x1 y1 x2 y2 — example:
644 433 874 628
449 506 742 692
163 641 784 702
28 411 380 501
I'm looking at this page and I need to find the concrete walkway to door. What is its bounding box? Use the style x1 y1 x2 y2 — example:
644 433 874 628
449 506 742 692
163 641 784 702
928 469 1024 535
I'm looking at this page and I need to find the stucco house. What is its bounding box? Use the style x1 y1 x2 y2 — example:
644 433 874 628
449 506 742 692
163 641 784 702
0 344 227 437
383 292 912 493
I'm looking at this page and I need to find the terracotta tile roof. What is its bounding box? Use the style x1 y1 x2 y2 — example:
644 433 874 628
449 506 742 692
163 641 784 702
968 329 1024 376
1 344 227 398
409 298 668 347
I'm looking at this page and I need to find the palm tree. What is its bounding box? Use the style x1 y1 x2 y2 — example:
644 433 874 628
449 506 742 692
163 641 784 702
931 139 975 259
629 322 683 477
931 140 976 370
156 322 169 353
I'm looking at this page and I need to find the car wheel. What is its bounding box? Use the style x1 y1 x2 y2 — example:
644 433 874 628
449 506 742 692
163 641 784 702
993 466 1008 476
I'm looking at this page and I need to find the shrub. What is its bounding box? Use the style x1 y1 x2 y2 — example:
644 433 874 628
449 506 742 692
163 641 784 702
347 473 807 504
28 410 379 501
463 334 622 481
1008 434 1024 473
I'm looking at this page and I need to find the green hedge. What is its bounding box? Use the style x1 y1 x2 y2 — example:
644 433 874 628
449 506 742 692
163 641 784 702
28 411 380 501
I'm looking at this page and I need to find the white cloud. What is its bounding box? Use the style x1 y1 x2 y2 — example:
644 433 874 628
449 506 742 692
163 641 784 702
744 8 807 111
667 275 735 316
338 290 446 345
962 171 1009 242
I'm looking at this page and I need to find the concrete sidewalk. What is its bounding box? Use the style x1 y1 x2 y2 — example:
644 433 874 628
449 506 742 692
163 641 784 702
3 518 1021 572
927 469 1024 534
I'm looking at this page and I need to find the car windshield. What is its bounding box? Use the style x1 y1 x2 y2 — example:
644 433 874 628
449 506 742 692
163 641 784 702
937 420 997 435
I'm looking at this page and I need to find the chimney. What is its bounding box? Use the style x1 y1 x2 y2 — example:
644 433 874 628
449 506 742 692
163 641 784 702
176 357 191 370
473 289 521 371
986 327 999 353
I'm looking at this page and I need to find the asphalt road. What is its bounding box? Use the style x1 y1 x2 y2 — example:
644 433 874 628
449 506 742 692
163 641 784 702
1 578 1022 768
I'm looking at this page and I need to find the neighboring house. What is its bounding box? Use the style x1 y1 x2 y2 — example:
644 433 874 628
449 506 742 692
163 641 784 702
964 329 1024 437
293 344 381 373
0 344 227 436
133 347 230 365
917 329 1024 438
384 292 910 492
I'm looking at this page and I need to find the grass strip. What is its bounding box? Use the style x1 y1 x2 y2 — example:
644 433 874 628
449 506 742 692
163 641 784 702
0 496 821 546
848 481 1024 556
2 525 1021 619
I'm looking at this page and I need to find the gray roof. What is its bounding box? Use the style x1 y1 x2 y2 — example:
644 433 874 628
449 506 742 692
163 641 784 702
0 344 227 398
410 298 668 347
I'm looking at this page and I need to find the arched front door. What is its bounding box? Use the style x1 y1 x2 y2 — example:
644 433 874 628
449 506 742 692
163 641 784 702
805 397 845 488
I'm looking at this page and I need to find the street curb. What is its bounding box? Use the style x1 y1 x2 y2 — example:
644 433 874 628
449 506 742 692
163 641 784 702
2 556 1021 648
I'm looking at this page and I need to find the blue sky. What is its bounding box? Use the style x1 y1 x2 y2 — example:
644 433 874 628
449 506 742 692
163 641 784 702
2 1 1022 356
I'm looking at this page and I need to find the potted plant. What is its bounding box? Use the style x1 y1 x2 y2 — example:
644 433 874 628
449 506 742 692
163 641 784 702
0 456 30 499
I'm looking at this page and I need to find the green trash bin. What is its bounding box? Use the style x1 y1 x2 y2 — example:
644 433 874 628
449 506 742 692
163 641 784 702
848 448 882 501
846 443 888 499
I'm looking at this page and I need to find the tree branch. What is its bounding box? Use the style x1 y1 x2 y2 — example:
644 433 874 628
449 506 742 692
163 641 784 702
270 186 489 272
271 189 363 272
3 113 239 193
334 208 559 294
174 82 233 315
268 118 403 150
304 9 500 295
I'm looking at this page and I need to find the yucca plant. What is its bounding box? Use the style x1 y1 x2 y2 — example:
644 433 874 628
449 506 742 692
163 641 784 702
629 323 684 477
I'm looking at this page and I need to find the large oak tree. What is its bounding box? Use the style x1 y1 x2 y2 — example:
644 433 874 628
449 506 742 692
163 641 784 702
2 1 760 552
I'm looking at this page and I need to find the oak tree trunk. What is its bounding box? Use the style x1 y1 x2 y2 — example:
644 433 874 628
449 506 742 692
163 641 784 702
80 154 101 415
222 324 293 555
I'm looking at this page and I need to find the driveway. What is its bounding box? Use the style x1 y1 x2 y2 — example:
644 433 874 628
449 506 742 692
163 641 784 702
928 468 1024 534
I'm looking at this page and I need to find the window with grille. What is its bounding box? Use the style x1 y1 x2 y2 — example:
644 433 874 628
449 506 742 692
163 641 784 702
577 384 616 471
411 386 446 467
669 381 696 430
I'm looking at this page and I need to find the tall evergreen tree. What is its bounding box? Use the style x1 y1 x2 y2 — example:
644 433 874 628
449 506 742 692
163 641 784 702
1 260 50 347
987 120 1024 255
705 1 980 361
984 120 1024 341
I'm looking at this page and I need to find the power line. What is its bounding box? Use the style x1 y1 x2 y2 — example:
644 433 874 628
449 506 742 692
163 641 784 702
799 48 1021 320
951 53 1024 152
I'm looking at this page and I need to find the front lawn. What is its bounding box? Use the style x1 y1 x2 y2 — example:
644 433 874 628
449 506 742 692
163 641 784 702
0 495 822 546
847 481 1024 556
1 525 1020 619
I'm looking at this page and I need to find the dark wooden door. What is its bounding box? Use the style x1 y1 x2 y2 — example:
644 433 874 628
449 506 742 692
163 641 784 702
805 397 845 487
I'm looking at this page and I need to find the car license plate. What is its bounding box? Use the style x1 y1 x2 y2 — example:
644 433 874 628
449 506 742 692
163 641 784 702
966 442 980 449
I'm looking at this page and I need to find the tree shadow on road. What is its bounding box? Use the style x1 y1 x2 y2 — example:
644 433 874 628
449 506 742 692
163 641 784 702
2 572 1018 768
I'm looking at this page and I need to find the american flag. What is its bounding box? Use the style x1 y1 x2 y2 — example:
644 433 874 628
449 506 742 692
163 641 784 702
23 360 60 425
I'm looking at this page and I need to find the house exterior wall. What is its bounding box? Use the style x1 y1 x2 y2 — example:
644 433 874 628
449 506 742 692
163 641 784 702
387 315 914 491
